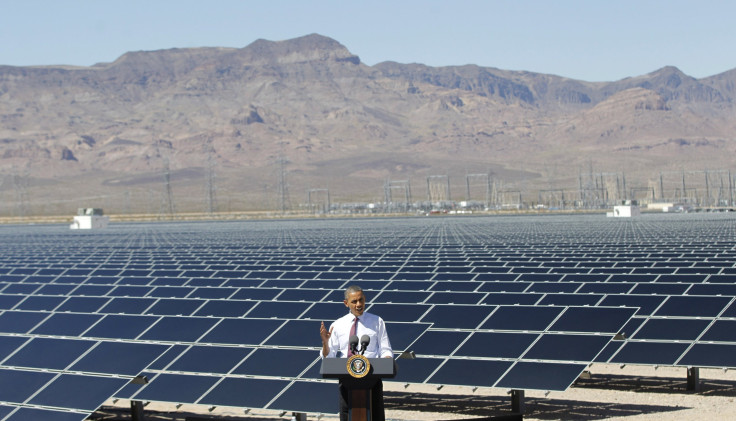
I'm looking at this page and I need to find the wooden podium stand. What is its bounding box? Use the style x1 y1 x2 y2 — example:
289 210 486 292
321 357 397 421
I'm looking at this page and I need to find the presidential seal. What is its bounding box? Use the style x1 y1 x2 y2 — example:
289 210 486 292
346 354 370 378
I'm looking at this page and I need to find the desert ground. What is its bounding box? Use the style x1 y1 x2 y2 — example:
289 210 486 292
90 364 736 420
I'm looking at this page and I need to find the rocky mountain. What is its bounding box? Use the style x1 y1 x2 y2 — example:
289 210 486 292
1 34 734 215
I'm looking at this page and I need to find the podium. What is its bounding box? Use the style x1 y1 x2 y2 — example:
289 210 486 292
321 356 397 421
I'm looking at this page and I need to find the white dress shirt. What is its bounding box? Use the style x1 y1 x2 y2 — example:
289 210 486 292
323 311 393 358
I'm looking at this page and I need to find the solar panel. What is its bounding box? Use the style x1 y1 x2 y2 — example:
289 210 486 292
2 214 736 418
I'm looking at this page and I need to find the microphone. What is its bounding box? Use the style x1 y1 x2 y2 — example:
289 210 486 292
359 335 370 355
349 335 359 355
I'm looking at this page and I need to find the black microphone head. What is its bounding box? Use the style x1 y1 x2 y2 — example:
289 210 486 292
360 335 370 354
349 335 359 352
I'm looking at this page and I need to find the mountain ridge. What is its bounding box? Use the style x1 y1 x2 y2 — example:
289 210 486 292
1 34 734 214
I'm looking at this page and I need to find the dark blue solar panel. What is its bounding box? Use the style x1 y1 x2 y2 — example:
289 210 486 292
107 285 153 297
455 332 538 358
200 377 291 408
707 274 736 284
29 374 128 411
276 289 330 302
376 290 430 303
481 306 563 331
85 315 159 339
481 292 541 305
246 301 311 318
550 307 635 334
5 407 87 421
654 296 732 317
99 297 154 314
678 343 736 367
229 288 281 300
74 284 114 296
392 272 433 280
5 338 95 370
429 281 479 292
71 341 169 375
524 334 612 362
406 330 471 356
168 345 253 374
594 339 626 363
139 316 219 342
538 293 602 306
630 283 690 295
428 359 512 387
426 292 485 305
5 215 736 416
3 284 39 294
632 318 711 341
300 302 348 322
391 357 444 383
366 303 429 323
610 342 689 365
384 280 433 291
132 373 219 403
687 284 736 296
527 282 581 293
233 348 317 377
518 273 564 282
655 274 707 283
265 319 322 347
0 336 28 361
193 300 255 317
419 305 492 329
56 296 110 313
0 311 49 333
14 295 65 311
266 380 336 414
496 362 587 391
598 295 666 316
0 368 56 404
700 320 736 342
473 273 517 282
722 301 736 318
0 294 24 309
188 278 225 287
146 298 205 316
31 312 102 336
384 322 432 351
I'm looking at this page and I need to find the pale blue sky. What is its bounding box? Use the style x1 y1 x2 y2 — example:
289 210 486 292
1 0 733 82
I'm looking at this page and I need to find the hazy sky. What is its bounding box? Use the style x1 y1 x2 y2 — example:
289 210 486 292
1 0 733 82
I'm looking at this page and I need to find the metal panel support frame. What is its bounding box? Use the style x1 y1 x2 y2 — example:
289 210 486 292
131 400 145 421
291 412 307 421
687 367 700 392
511 389 525 413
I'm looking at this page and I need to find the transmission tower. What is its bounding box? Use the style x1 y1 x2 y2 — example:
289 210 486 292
427 175 451 208
465 173 492 208
276 156 291 213
383 179 412 213
202 138 218 214
159 157 174 219
307 188 330 214
12 172 29 217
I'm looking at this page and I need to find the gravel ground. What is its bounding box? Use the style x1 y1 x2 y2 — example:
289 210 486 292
91 364 736 420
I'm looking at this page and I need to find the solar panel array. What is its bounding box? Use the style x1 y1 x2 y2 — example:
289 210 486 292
1 214 736 419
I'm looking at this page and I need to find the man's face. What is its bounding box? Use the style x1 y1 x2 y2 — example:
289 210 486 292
344 291 366 317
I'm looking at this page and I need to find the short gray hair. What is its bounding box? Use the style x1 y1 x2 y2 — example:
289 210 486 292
344 285 363 300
